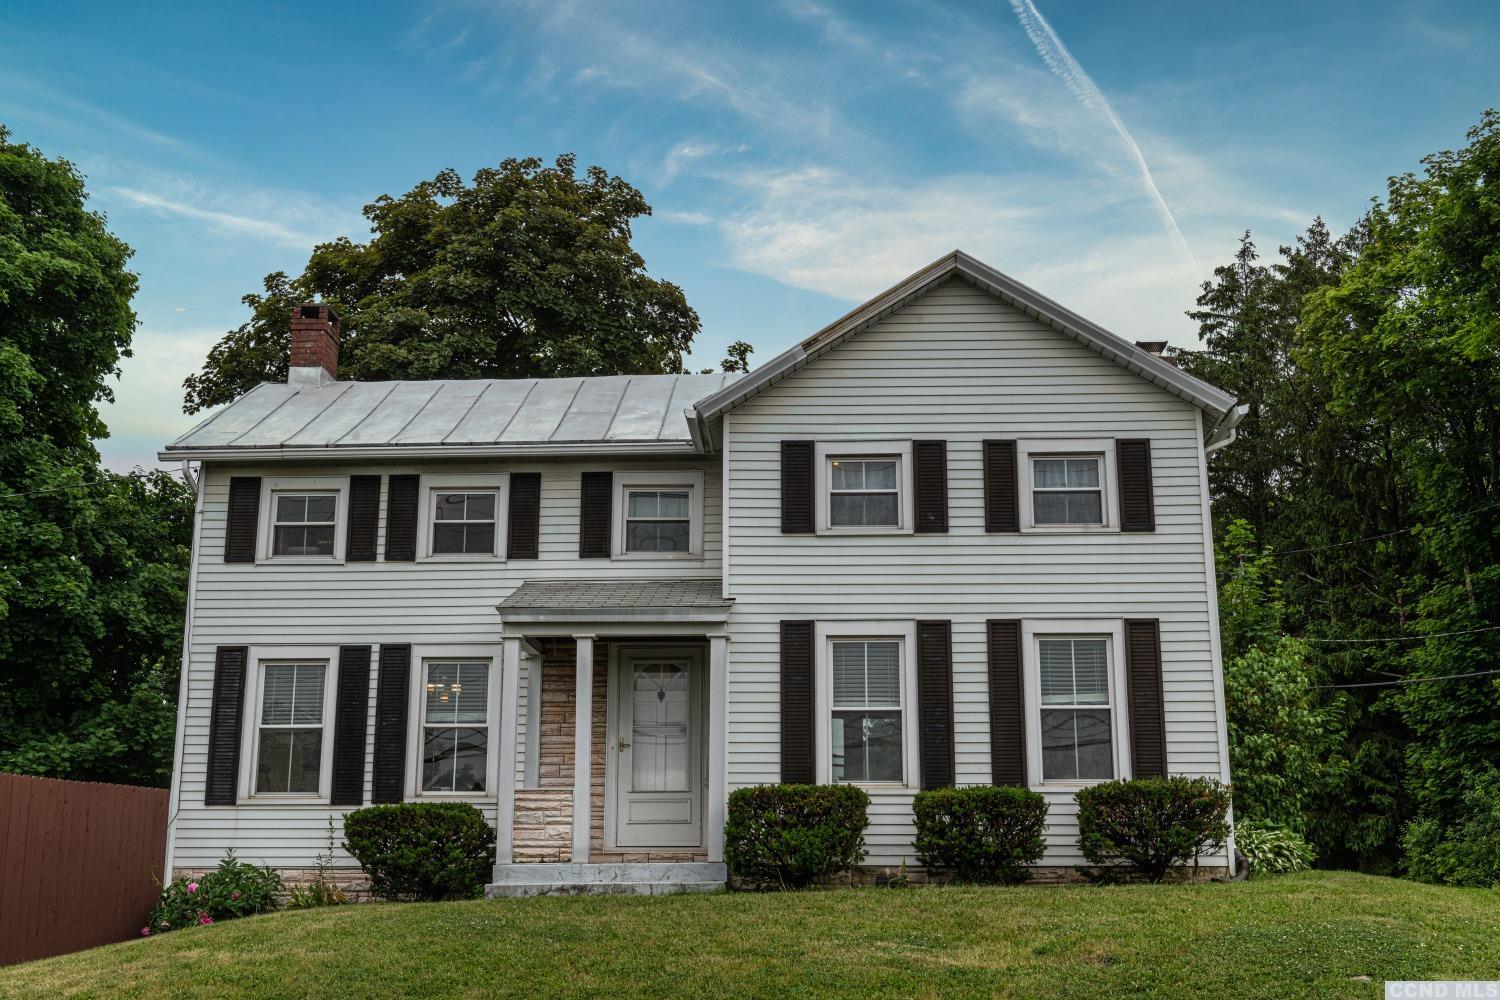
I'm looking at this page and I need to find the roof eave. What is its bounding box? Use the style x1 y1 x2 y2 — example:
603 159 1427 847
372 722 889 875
157 440 703 463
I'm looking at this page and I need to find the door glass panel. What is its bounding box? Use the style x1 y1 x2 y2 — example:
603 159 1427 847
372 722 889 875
630 662 690 792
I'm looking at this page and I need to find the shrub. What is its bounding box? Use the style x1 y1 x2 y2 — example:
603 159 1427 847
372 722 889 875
725 784 869 888
145 851 282 936
342 803 497 901
1235 820 1314 875
912 786 1048 884
1401 767 1500 888
1075 777 1231 882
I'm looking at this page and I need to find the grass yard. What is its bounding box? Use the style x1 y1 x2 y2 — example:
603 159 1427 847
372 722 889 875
3 871 1498 999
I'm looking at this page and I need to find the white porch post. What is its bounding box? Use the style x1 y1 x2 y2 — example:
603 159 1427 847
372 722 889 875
495 636 522 866
707 634 729 864
523 647 542 789
571 635 595 863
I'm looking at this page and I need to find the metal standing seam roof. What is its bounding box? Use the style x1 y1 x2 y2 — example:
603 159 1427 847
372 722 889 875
497 578 732 612
161 373 738 459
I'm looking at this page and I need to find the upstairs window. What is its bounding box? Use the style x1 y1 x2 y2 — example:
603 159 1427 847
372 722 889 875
421 660 490 793
1037 637 1114 782
254 662 327 795
830 639 904 783
1031 456 1103 526
432 492 498 555
828 458 900 528
625 489 692 553
272 494 337 556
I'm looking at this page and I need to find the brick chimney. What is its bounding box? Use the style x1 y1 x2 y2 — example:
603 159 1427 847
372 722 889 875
289 303 340 386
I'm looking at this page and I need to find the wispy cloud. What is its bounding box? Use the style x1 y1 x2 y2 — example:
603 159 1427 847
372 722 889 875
1007 0 1197 270
107 187 322 246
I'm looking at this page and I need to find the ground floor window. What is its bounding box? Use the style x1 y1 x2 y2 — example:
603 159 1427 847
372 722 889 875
421 660 491 793
254 662 327 794
830 639 904 783
1036 636 1114 782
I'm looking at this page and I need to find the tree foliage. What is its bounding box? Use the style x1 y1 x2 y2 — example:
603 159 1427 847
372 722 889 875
0 124 190 786
183 155 711 412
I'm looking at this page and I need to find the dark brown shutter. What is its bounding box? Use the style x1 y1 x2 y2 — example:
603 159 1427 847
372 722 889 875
780 441 815 534
1117 439 1156 532
331 645 372 806
987 620 1026 786
779 621 815 783
346 476 381 561
982 440 1019 532
578 471 612 558
372 644 411 803
1125 619 1167 778
224 477 261 562
916 620 955 790
384 474 419 561
205 646 248 805
507 472 542 559
913 440 949 533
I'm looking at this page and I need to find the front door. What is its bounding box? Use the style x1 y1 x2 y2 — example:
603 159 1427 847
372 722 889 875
610 647 704 849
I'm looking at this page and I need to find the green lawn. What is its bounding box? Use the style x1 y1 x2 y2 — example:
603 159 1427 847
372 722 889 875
4 871 1498 999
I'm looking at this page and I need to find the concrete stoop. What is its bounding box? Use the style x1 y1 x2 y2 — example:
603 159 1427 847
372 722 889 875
486 862 727 898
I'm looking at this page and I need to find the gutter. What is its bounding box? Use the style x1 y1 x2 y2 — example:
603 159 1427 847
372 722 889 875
1204 403 1249 456
157 439 702 463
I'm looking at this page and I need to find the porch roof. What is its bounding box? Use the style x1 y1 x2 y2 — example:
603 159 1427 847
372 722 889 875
497 578 732 625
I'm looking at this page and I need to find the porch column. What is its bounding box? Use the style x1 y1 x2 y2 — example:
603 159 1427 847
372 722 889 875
523 646 542 789
707 634 729 864
495 636 522 865
571 635 595 863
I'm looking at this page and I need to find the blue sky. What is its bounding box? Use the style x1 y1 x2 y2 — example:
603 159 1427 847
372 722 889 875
3 0 1496 470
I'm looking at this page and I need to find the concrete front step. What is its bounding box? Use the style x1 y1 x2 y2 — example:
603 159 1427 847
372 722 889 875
486 862 727 898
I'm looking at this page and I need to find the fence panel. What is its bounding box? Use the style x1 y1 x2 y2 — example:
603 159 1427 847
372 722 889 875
0 774 168 966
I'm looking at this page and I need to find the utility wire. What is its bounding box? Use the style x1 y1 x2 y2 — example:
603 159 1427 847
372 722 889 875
0 478 114 500
1261 501 1500 558
1305 625 1500 644
1318 667 1500 690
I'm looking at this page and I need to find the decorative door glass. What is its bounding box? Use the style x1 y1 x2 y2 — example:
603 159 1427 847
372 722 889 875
630 662 690 792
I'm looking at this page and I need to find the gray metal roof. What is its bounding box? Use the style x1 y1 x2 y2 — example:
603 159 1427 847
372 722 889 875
498 578 732 612
162 373 737 460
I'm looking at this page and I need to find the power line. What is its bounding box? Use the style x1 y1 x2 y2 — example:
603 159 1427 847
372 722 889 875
1318 667 1500 690
0 478 114 501
1305 625 1500 644
1262 501 1500 558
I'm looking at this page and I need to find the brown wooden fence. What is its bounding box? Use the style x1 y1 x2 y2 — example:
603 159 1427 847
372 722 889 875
0 773 168 966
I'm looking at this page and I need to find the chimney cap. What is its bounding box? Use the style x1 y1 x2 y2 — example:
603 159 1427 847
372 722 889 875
293 301 340 325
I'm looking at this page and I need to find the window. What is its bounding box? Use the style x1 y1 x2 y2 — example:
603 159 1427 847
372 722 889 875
828 459 899 527
611 470 704 558
432 492 498 555
1031 456 1103 525
254 662 327 794
272 494 337 555
1037 637 1114 782
624 489 691 553
830 640 904 783
421 661 490 793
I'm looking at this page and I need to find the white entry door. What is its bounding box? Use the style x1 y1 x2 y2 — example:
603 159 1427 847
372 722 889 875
611 648 704 848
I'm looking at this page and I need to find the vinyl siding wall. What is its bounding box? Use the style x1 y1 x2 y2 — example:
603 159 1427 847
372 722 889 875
169 457 721 872
722 278 1227 866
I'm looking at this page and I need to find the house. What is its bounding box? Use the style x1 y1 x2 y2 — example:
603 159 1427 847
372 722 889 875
160 251 1244 895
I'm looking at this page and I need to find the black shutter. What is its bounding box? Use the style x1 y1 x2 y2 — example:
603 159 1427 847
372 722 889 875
331 645 372 806
916 621 955 790
1125 619 1167 778
205 646 248 805
781 441 815 534
779 621 815 783
1117 439 1156 532
384 474 419 561
987 620 1026 786
982 440 1019 532
224 477 261 562
913 440 948 534
372 644 411 803
346 476 381 561
507 472 542 559
578 471 612 558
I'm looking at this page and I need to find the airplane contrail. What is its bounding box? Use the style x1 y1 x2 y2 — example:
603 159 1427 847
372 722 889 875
1009 0 1197 270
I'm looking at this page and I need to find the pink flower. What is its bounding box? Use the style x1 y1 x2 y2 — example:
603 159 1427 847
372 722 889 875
140 927 150 937
198 914 214 926
230 891 240 901
186 882 199 894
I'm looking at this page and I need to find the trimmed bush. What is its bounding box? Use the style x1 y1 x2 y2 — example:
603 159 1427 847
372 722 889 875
145 850 282 936
1075 777 1231 882
342 803 497 901
1235 820 1314 875
912 786 1048 884
725 784 869 888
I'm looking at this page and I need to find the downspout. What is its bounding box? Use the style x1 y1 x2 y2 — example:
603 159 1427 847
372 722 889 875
163 461 206 881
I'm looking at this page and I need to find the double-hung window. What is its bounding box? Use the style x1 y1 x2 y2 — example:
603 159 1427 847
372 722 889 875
1031 456 1104 526
1037 637 1114 782
272 494 337 555
830 640 904 783
828 459 900 528
432 492 498 555
254 662 328 795
624 489 691 553
421 660 490 793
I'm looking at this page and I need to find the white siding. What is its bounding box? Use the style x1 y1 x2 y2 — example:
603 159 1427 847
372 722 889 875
722 279 1227 866
170 457 721 871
